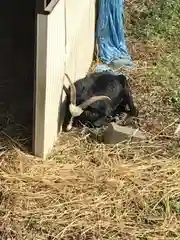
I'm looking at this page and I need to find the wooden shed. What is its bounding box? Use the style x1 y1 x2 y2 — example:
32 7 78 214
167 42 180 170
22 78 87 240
1 0 96 158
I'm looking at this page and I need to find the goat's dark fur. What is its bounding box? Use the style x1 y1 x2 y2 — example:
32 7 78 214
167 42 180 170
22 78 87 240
62 72 138 130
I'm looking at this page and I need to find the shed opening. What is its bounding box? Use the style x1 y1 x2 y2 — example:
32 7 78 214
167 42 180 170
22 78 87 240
0 0 36 151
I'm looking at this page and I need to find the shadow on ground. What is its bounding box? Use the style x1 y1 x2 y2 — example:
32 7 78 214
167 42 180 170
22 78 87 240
0 0 36 151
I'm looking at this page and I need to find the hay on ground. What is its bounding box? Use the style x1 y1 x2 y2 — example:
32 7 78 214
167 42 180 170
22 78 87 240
0 131 180 240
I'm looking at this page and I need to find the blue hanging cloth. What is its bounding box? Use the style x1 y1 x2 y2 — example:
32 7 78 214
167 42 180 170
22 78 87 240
96 0 135 70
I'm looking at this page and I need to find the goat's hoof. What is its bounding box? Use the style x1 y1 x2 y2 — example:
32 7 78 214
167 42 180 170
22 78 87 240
80 126 89 135
115 113 129 126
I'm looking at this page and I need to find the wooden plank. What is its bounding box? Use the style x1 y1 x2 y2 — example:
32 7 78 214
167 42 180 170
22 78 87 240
33 0 96 159
33 13 48 157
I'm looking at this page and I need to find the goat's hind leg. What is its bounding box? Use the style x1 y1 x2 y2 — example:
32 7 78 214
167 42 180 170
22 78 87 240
118 89 139 126
111 90 138 126
123 88 138 117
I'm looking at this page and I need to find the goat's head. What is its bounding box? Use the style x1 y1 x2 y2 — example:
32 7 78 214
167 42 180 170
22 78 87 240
64 74 112 131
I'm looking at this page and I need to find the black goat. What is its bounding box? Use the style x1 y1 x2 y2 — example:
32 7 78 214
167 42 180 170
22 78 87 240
62 72 138 131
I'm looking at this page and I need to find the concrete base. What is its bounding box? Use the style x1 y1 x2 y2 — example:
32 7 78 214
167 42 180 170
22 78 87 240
103 122 146 144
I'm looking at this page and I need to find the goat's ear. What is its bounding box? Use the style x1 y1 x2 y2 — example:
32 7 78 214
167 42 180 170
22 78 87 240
63 85 71 102
117 74 128 88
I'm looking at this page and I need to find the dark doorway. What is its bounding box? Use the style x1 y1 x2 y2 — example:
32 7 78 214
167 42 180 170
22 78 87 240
0 0 36 151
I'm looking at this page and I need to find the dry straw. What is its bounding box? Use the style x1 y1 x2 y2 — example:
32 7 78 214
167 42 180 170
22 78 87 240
0 129 180 239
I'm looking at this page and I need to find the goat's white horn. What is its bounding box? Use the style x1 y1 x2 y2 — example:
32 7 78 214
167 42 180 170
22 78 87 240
78 96 111 109
65 73 76 105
